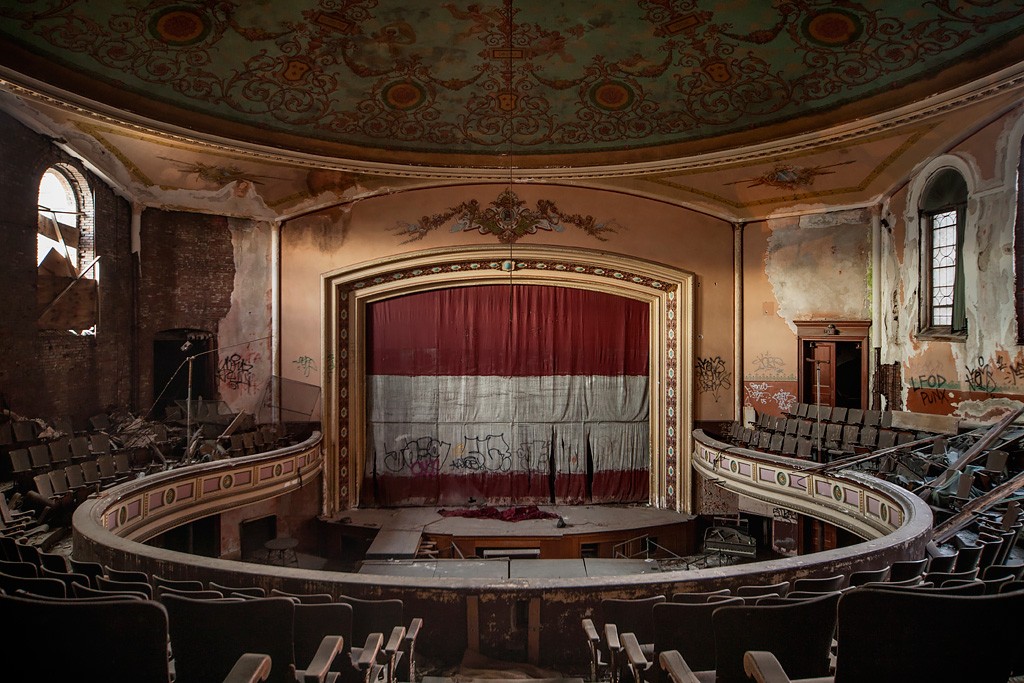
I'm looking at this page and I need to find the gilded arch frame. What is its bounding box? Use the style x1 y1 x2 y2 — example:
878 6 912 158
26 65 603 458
321 245 694 515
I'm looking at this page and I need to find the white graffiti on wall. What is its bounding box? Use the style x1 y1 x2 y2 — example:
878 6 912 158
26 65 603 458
745 381 797 413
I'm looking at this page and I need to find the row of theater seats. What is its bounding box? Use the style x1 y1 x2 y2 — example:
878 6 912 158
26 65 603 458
585 555 1024 683
727 409 926 462
0 537 423 683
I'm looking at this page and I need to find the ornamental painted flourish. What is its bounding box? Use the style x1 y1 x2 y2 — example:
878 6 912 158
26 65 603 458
1 1 1022 161
394 189 620 244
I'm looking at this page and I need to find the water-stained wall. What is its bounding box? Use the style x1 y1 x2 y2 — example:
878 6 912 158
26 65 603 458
743 210 872 417
880 106 1024 421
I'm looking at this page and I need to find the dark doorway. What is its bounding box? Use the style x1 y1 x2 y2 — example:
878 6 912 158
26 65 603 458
148 515 220 557
240 515 277 563
801 340 864 409
152 329 215 419
795 321 870 410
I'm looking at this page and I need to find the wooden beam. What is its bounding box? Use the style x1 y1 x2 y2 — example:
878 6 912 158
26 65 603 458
932 468 1024 544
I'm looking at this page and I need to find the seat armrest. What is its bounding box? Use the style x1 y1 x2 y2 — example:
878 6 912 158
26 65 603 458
658 651 702 683
357 633 385 670
222 653 272 683
404 617 423 644
604 623 621 651
621 633 649 670
742 651 793 683
582 618 600 644
384 626 405 655
297 635 345 683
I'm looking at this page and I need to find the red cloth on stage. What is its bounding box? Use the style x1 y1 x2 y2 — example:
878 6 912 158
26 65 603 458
437 505 560 522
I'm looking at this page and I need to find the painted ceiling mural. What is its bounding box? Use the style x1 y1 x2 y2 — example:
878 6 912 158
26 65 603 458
2 0 1024 167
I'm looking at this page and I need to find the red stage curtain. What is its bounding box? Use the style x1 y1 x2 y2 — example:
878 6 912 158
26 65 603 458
364 284 649 506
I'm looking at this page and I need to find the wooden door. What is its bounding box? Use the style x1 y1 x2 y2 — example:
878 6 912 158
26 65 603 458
803 341 835 406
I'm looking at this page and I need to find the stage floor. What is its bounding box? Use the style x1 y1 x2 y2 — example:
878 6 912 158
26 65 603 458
330 504 694 538
323 504 696 566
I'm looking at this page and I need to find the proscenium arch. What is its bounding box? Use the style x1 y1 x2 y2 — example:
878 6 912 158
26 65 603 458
321 245 695 516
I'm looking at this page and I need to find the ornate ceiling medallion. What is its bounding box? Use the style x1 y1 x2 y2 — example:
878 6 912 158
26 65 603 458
395 189 620 244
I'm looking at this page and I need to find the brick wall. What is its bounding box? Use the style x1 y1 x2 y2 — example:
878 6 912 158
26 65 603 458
136 209 235 411
0 110 134 424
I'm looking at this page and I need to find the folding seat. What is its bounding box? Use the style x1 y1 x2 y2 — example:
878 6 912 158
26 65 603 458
12 420 39 444
583 595 666 683
659 591 839 683
69 435 92 462
7 448 34 491
847 566 890 587
90 433 112 457
670 589 732 603
740 587 1024 683
163 594 346 683
0 592 272 683
735 581 790 599
28 444 52 474
623 597 746 682
888 557 929 585
48 437 71 468
791 574 845 593
828 407 847 424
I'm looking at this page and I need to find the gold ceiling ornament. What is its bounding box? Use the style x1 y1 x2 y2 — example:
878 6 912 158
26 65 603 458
394 188 620 244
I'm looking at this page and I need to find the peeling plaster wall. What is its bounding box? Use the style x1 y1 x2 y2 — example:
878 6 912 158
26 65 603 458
216 218 273 417
280 184 737 421
882 107 1024 421
743 210 871 417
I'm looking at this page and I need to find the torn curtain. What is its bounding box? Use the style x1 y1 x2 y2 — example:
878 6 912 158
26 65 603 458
364 285 649 506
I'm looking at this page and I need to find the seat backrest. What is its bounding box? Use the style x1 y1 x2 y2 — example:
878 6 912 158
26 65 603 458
153 575 205 592
71 580 150 601
29 444 51 470
791 574 846 593
337 593 407 644
651 598 744 673
294 601 354 663
670 589 731 603
0 570 67 598
163 594 296 683
97 575 154 599
888 557 928 582
0 559 39 577
735 581 790 598
8 448 31 474
210 582 266 597
48 437 70 465
105 565 150 583
270 588 334 603
0 593 172 683
833 588 1024 682
847 566 890 587
711 591 840 683
69 435 91 459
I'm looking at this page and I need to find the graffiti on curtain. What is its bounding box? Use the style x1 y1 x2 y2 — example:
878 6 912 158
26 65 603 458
451 434 513 472
696 356 731 402
384 436 451 476
516 439 552 471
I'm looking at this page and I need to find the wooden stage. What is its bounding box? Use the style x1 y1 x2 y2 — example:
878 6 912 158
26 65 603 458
322 504 697 570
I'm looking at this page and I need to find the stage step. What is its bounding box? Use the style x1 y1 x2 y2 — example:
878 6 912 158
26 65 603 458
364 529 424 560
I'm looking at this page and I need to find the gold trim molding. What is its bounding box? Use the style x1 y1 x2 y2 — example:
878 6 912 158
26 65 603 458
321 245 695 515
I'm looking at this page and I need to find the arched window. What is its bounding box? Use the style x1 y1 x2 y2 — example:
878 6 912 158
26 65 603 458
37 164 97 333
919 168 968 335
